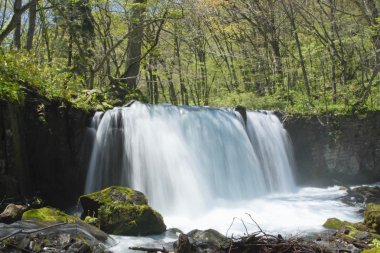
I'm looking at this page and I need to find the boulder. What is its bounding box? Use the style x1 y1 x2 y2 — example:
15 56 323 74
174 234 196 253
323 218 343 230
22 207 77 223
80 186 166 236
364 203 380 234
187 229 227 250
0 204 28 224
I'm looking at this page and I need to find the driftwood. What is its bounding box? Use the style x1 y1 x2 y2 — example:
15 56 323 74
129 246 168 253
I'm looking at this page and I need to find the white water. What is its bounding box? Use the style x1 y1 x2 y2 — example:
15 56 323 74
108 186 361 252
84 103 363 252
85 102 295 215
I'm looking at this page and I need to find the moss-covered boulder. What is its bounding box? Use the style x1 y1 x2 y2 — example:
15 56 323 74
365 203 380 234
22 207 78 223
80 186 166 236
323 218 343 230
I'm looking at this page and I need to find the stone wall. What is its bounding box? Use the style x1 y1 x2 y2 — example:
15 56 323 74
0 96 91 208
283 111 380 186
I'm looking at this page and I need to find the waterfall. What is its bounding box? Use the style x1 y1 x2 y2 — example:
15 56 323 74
84 102 295 215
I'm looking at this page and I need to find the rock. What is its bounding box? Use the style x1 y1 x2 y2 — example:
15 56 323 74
80 186 166 236
187 229 227 250
0 204 28 224
364 203 380 233
323 218 343 230
67 241 91 253
22 207 77 223
174 234 195 253
0 220 112 253
234 106 247 125
341 186 380 206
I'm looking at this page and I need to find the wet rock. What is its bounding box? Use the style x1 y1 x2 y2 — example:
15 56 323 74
234 106 247 125
341 186 380 206
187 229 227 251
0 203 28 224
174 234 196 253
0 220 113 253
364 203 380 233
67 241 91 253
80 186 166 236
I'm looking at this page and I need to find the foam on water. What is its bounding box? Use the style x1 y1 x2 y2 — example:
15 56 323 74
108 186 361 252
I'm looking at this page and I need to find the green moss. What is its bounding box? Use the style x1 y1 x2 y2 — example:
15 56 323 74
80 186 147 206
365 203 380 233
80 186 166 236
323 218 343 229
98 204 166 236
84 216 99 227
362 249 380 253
22 207 77 223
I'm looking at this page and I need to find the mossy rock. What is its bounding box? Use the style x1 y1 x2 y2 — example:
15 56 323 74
80 186 147 218
98 204 166 236
22 207 78 223
80 186 166 236
84 216 99 227
365 203 380 234
323 218 343 230
362 249 380 253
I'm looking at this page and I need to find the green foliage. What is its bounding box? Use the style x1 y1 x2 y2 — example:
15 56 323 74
0 51 111 110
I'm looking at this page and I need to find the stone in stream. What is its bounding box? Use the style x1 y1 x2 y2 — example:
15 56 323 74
80 186 166 236
187 229 228 251
0 203 28 224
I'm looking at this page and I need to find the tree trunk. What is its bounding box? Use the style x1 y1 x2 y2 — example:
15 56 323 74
121 0 147 91
329 0 337 104
25 0 36 51
0 1 38 46
281 0 311 97
13 0 22 49
174 32 188 105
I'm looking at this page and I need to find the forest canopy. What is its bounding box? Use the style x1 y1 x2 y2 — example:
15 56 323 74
0 0 379 114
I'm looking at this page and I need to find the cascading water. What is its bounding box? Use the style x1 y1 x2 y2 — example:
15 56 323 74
84 102 296 216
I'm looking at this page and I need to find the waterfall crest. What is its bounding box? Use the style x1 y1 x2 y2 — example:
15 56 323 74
84 102 295 214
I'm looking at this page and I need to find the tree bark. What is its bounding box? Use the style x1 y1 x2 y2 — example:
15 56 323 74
329 0 337 104
0 0 34 45
13 0 22 49
121 0 147 90
25 0 36 51
281 0 311 98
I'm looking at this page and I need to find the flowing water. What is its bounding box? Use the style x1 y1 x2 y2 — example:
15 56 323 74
85 102 295 214
84 102 362 252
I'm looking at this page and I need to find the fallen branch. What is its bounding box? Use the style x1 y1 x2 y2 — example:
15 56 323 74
128 246 168 253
